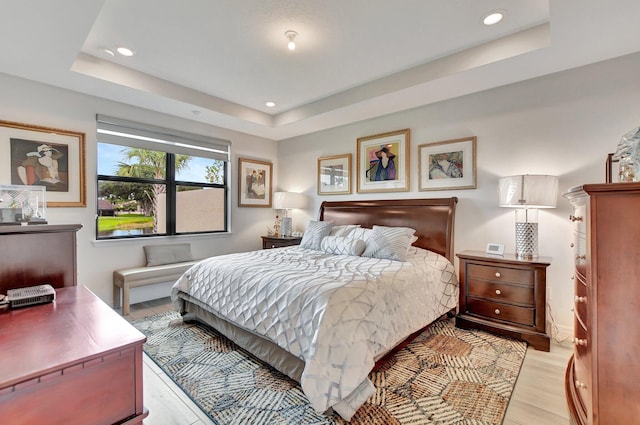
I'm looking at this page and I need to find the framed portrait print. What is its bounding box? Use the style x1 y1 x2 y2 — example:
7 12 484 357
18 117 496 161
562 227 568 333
317 154 351 195
238 157 273 207
418 136 477 191
0 120 86 207
356 129 410 193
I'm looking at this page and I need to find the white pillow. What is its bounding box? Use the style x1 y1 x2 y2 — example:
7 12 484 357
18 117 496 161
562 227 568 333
300 220 334 251
320 236 366 256
329 224 361 238
362 225 416 261
348 227 375 244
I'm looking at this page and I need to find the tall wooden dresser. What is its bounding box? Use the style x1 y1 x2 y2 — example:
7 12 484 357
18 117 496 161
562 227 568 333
563 183 640 425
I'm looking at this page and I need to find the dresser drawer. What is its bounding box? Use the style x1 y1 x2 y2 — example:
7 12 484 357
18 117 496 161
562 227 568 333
466 298 535 326
467 279 534 306
466 263 534 285
572 319 591 419
574 275 588 331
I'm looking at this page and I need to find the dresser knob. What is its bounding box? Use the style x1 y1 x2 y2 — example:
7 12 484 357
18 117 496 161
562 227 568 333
494 309 501 315
569 215 583 222
576 254 586 261
271 244 276 248
575 380 587 389
495 289 502 295
495 272 501 278
572 337 587 346
575 296 587 303
570 242 575 248
571 275 575 280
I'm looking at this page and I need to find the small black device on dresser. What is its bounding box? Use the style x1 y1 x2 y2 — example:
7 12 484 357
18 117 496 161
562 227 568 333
261 235 302 249
455 250 551 351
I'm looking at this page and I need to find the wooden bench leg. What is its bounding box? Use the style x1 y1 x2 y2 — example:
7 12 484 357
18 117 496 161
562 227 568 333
113 285 122 310
122 282 131 316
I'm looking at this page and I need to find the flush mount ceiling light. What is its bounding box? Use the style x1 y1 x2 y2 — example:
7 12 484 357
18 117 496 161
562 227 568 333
265 101 276 108
284 30 298 51
101 47 115 57
483 10 505 26
116 46 135 57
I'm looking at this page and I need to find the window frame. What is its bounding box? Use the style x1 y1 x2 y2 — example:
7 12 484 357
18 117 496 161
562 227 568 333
95 115 230 240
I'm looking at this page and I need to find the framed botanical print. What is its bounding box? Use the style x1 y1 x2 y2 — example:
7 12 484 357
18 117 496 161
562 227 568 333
0 120 86 207
418 136 477 191
317 153 351 195
238 157 273 207
356 129 410 193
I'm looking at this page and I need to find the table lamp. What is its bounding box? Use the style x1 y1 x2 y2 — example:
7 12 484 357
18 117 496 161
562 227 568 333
273 192 307 237
498 175 558 258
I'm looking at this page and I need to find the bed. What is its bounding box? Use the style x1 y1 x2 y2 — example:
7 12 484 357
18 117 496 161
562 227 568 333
171 197 458 420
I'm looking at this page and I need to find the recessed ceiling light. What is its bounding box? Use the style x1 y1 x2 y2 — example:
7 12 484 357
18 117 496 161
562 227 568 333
483 11 504 26
265 101 276 108
116 46 135 57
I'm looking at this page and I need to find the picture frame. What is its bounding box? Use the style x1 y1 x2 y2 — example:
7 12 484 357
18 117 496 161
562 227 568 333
356 129 410 193
0 120 86 207
418 136 477 191
606 153 620 183
317 153 352 195
238 157 273 207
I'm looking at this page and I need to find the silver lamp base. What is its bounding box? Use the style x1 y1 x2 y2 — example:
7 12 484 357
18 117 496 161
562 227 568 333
281 217 292 237
515 222 538 259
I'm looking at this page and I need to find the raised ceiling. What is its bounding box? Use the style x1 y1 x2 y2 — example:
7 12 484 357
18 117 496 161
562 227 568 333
1 0 640 140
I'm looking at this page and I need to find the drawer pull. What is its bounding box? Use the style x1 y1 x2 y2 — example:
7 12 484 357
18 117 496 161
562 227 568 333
575 380 587 389
271 244 276 248
495 272 501 278
570 242 574 248
575 296 587 303
576 254 586 261
573 337 588 346
495 289 502 295
571 275 575 280
494 309 501 315
569 215 583 222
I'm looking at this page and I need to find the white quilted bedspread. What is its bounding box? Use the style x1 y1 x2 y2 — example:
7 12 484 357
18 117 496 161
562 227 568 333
171 246 458 420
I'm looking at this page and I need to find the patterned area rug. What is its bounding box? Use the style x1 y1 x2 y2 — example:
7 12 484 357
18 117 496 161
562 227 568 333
132 311 526 425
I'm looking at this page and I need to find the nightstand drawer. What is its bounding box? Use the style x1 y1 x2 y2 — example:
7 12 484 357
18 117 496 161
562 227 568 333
466 263 534 285
467 298 535 326
467 279 534 305
261 236 302 249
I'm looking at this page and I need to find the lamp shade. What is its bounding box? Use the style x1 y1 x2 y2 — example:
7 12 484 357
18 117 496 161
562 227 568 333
498 175 558 208
273 192 307 210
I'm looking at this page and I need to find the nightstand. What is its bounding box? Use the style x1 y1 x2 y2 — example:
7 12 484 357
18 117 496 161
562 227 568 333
455 250 551 351
261 235 302 249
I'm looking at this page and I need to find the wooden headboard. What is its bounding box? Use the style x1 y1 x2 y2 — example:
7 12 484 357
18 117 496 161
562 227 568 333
319 197 458 262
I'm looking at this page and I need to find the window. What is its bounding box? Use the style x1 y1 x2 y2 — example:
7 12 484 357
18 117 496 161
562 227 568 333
96 115 230 239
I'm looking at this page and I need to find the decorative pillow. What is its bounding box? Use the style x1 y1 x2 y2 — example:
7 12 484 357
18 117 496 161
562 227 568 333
300 221 334 251
329 224 361 238
320 236 366 256
143 243 193 266
362 225 416 261
347 227 375 244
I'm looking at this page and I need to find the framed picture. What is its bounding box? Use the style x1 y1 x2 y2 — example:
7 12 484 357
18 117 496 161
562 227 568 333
606 153 620 183
238 157 273 207
418 136 477 191
317 154 352 195
356 129 410 193
0 120 86 207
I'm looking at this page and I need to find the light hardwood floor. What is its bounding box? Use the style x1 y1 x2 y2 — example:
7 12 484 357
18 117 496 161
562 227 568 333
126 298 572 425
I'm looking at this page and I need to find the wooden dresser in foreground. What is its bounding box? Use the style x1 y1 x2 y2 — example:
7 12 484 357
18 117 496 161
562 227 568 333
564 183 640 425
0 286 148 425
456 250 551 351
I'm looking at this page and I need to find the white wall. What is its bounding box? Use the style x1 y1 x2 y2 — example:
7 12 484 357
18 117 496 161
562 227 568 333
0 73 279 304
277 51 640 338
